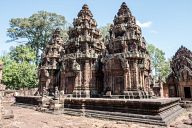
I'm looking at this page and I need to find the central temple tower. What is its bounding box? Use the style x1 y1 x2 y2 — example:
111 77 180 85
61 4 104 97
102 2 151 97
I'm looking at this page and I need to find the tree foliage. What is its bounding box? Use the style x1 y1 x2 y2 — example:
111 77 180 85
99 23 111 39
0 45 37 89
7 11 68 65
9 45 36 63
147 44 171 81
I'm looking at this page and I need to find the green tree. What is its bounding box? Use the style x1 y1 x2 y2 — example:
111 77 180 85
9 45 36 63
0 45 37 89
99 23 111 39
7 11 68 65
147 44 171 81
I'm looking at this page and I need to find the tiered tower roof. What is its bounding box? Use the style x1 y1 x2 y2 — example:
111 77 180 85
171 46 192 77
65 4 103 53
174 45 192 60
114 2 134 25
107 2 147 55
40 28 64 69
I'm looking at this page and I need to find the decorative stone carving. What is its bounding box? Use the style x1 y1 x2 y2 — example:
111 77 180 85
54 86 59 100
38 2 152 98
61 4 104 97
102 2 151 95
167 46 192 98
72 60 80 71
39 28 64 95
42 87 48 97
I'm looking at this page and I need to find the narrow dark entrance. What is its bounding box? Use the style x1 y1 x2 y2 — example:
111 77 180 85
113 76 124 95
184 87 191 98
65 76 75 94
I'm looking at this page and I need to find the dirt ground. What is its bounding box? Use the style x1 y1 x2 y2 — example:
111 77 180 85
0 105 192 128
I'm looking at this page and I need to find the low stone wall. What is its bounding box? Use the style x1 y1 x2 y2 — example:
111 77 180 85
15 88 38 96
15 96 42 106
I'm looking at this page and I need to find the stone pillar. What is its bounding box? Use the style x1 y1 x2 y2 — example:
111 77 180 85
82 60 90 97
110 74 113 91
73 71 80 97
124 69 128 91
83 60 89 87
103 71 108 91
142 72 145 90
59 72 65 95
134 60 139 89
79 71 82 87
128 68 131 90
91 70 97 96
139 71 143 90
75 73 79 88
160 81 164 98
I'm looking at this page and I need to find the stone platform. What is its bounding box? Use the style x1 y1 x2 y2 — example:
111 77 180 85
15 96 183 126
64 98 183 126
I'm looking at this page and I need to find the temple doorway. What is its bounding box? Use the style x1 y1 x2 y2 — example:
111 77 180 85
169 85 176 97
184 87 191 98
113 76 124 95
65 76 75 94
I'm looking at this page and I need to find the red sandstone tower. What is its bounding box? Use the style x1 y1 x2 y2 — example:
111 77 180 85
102 2 151 97
61 4 104 97
39 28 64 95
167 46 192 98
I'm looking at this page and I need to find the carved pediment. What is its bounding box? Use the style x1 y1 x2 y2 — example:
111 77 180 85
169 46 192 82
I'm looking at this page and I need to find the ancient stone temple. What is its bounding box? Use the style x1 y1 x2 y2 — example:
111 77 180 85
39 28 64 95
167 46 192 99
61 4 104 97
102 3 151 96
39 3 151 98
16 3 184 125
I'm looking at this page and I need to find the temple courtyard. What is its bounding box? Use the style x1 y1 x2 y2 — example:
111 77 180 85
0 104 191 128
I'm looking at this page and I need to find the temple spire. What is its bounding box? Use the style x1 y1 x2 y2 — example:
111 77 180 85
77 4 93 18
82 4 89 9
52 28 61 39
113 2 135 25
63 4 104 97
117 2 132 16
174 45 192 59
69 4 101 41
103 2 151 94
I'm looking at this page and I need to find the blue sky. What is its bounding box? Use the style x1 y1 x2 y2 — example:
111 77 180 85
0 0 192 59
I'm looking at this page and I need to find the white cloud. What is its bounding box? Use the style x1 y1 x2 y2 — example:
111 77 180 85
136 20 152 28
150 30 158 34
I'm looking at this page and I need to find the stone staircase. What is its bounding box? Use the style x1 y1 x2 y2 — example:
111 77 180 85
36 97 64 114
103 91 152 99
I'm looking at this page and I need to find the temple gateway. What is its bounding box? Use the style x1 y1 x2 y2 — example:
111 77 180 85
39 3 152 98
